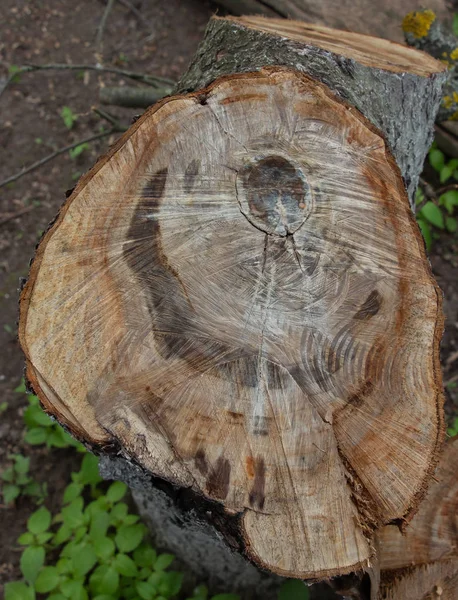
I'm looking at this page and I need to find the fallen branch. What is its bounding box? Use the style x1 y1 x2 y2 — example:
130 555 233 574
100 85 170 107
0 63 175 99
96 0 116 52
0 129 124 190
118 0 150 29
0 205 35 227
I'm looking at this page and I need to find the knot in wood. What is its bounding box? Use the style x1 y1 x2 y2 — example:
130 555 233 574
236 155 311 236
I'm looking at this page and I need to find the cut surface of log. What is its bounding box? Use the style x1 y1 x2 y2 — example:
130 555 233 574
19 68 444 579
177 16 446 205
378 438 458 599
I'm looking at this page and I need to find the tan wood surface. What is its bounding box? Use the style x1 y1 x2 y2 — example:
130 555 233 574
20 67 444 579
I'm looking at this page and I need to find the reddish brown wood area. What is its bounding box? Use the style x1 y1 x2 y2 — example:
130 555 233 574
19 67 444 579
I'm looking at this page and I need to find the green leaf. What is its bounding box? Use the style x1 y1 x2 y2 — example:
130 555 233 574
429 148 445 172
74 525 88 542
420 202 445 229
106 480 127 503
60 579 89 600
115 523 145 553
417 218 432 251
61 106 77 130
133 544 157 568
93 536 115 560
93 596 117 600
136 581 156 600
72 543 98 577
440 164 454 183
278 580 309 600
446 216 458 233
47 595 66 600
154 553 175 571
114 553 138 577
453 12 458 37
3 483 20 503
14 379 27 393
18 532 35 545
211 595 240 600
28 506 51 534
110 502 128 524
4 581 35 600
53 523 72 545
89 510 110 542
24 404 54 428
36 531 53 544
14 454 30 474
69 143 89 160
20 545 45 583
63 482 83 504
24 427 48 445
89 565 119 596
57 558 72 574
35 565 60 593
440 190 458 214
163 570 183 595
61 497 85 528
78 453 102 486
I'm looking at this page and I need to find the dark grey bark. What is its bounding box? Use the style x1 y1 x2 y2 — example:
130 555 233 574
176 17 446 207
99 455 284 600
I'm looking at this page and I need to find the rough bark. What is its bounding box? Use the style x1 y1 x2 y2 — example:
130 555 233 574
402 9 458 123
211 0 450 43
100 85 172 108
377 438 458 599
177 16 447 206
19 18 447 598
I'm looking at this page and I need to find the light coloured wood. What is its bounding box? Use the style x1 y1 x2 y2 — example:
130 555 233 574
230 16 444 77
19 67 444 579
380 560 458 600
378 438 458 595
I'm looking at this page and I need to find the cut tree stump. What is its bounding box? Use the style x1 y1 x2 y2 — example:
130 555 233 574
377 438 458 599
19 17 446 597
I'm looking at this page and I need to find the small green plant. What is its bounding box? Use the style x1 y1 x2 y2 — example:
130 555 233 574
69 143 90 160
1 454 47 505
15 380 84 450
0 401 8 413
8 64 22 83
416 143 458 249
447 416 458 437
61 106 78 130
5 452 240 600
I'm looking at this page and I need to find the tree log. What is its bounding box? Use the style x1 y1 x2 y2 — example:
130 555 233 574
211 0 450 43
377 438 458 599
177 16 446 205
19 18 446 596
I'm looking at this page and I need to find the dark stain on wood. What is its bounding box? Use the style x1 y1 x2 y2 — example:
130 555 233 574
206 456 231 500
195 449 209 476
253 415 270 436
347 380 374 407
184 159 199 193
353 290 382 320
238 155 308 233
249 456 266 510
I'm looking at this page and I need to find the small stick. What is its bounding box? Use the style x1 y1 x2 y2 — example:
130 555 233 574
0 205 35 227
118 0 150 29
0 129 122 190
96 0 117 52
0 63 175 99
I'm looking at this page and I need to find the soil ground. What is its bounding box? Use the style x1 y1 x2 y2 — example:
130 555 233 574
0 0 457 596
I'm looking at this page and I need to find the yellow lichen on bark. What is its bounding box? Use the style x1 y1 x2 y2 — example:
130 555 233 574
402 10 436 39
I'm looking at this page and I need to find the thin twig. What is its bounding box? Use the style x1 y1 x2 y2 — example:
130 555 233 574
92 107 122 127
419 177 438 204
0 205 35 227
0 129 122 190
96 0 116 52
0 63 175 99
436 183 458 196
118 0 150 28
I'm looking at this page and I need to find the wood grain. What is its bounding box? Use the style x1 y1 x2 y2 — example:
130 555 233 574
378 438 458 599
19 67 444 579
